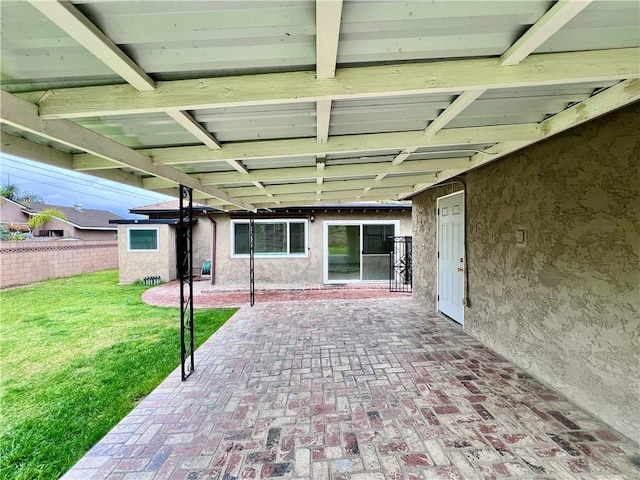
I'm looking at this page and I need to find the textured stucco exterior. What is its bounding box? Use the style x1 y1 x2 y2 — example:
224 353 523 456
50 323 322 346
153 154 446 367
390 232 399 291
412 104 640 441
117 224 176 284
214 210 412 285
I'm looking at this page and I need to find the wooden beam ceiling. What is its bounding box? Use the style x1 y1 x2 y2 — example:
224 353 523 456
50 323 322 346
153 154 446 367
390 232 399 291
32 48 639 119
500 0 594 66
0 91 255 211
27 0 155 91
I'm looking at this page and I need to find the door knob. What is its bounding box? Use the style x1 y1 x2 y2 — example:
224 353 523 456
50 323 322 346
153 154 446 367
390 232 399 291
457 267 464 272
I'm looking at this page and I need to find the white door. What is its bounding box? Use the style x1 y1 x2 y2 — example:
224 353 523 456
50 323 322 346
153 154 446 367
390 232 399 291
437 192 465 324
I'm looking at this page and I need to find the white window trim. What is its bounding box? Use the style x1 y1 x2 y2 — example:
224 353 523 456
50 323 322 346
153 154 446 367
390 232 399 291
323 220 400 284
231 219 309 258
126 226 160 252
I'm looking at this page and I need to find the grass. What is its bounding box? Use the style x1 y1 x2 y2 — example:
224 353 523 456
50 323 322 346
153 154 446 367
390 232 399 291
0 270 237 480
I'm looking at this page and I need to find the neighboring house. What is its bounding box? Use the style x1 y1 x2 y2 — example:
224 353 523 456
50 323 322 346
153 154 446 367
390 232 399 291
112 201 412 285
0 198 123 240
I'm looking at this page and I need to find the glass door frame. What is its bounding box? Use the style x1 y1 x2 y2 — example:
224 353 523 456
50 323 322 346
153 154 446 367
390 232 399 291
323 220 400 284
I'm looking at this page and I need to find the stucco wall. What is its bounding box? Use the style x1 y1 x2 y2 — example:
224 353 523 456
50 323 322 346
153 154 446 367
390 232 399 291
117 220 212 284
411 104 640 441
214 210 412 285
0 198 27 224
117 224 176 284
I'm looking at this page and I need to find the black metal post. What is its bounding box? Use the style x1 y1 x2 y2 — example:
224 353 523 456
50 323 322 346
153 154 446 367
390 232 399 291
249 213 255 306
178 185 195 380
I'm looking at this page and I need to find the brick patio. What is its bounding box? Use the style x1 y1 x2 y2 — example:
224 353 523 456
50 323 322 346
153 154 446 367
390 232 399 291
62 298 639 480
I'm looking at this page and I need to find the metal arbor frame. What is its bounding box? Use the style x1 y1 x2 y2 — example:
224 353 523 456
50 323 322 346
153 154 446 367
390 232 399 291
390 236 413 293
249 213 255 306
178 185 195 380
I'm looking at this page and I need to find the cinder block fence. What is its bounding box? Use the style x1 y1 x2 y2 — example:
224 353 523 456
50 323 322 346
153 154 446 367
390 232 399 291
0 240 118 289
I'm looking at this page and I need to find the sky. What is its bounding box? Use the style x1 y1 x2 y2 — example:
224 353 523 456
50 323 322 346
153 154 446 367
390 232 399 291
0 154 173 219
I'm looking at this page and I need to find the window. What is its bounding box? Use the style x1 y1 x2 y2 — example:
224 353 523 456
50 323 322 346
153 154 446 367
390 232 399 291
127 227 159 251
232 220 307 257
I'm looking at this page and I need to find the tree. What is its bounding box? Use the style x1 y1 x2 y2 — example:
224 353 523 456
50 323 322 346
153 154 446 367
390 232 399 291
28 209 68 232
0 183 44 206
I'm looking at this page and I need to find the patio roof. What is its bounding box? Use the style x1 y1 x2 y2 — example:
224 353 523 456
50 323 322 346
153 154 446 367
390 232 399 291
1 1 639 212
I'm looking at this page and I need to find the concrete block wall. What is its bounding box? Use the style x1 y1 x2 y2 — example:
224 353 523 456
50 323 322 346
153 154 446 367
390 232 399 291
0 240 118 288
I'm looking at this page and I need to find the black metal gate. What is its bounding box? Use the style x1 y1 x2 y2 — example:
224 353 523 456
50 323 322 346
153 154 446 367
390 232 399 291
177 185 194 380
249 213 255 306
389 236 412 293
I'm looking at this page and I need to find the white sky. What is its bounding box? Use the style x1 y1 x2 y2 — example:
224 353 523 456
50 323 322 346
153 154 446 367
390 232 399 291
0 154 173 218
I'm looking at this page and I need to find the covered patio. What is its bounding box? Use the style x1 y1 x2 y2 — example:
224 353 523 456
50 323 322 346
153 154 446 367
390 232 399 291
2 1 639 478
62 297 638 479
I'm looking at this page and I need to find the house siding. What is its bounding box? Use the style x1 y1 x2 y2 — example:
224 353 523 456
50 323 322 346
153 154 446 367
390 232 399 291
214 210 412 285
412 103 640 440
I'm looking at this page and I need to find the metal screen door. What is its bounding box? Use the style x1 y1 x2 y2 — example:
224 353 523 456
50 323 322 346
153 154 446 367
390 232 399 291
389 236 412 293
178 185 194 380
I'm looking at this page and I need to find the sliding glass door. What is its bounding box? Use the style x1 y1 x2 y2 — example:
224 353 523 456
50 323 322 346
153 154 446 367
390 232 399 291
324 221 398 283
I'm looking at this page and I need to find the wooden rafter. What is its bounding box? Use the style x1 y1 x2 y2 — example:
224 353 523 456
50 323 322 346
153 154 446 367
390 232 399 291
316 0 344 79
424 89 486 135
500 0 593 66
0 91 254 211
27 0 155 92
403 78 640 199
195 157 468 186
32 48 639 119
73 124 539 170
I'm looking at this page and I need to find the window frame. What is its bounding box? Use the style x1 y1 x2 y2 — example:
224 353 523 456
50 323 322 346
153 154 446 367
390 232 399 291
126 226 160 252
231 219 309 258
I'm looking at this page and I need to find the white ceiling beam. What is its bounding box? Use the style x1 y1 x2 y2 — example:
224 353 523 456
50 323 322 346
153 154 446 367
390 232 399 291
424 89 486 135
198 157 467 185
165 110 221 149
316 99 332 144
27 0 155 92
1 132 146 189
0 91 254 211
233 186 410 205
316 0 343 79
207 192 405 209
500 0 593 66
403 78 640 199
33 48 639 119
165 110 248 174
73 123 536 170
151 124 539 165
219 173 438 197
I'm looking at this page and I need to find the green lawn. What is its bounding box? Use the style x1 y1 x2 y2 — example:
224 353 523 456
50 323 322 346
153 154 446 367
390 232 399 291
0 270 237 480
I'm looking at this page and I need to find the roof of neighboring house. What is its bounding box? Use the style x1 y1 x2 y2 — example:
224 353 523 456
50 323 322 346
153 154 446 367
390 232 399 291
27 203 124 230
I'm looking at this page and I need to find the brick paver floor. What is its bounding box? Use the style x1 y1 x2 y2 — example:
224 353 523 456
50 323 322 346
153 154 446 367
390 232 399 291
62 298 639 479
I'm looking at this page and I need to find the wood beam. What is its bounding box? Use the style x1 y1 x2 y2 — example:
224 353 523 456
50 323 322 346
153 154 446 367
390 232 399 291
219 174 438 197
165 110 221 149
232 186 410 205
198 157 467 185
0 91 254 210
27 0 155 91
316 0 343 79
207 192 405 209
424 89 486 135
151 124 539 165
403 78 640 199
316 100 332 144
501 0 593 66
33 48 639 119
1 132 147 189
